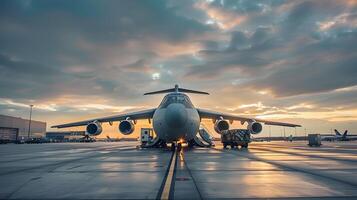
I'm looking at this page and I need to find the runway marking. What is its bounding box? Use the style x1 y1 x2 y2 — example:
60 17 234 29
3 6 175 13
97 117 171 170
159 148 177 200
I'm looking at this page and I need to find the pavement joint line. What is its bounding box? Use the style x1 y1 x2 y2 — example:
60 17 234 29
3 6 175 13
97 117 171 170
0 144 133 163
254 144 357 153
0 146 137 176
4 174 37 199
253 143 357 151
181 149 203 200
213 147 357 188
202 196 357 200
158 148 177 200
249 143 357 152
251 146 357 163
49 170 165 173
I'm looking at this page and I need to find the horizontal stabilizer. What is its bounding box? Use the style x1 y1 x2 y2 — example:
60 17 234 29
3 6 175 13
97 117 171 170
144 84 209 95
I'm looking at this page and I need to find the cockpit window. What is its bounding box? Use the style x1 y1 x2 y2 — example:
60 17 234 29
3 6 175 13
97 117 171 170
159 94 193 108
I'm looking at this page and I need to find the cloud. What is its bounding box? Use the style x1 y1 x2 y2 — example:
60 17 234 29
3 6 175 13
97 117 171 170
195 1 247 30
318 12 357 32
247 30 357 96
1 0 357 134
184 27 277 79
115 59 155 73
0 0 212 101
0 98 57 111
185 1 357 97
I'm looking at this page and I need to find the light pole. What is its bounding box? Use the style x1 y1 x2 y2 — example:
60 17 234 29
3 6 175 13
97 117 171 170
27 105 34 139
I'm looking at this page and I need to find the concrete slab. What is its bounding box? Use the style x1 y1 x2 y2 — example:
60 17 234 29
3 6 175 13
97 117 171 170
0 141 357 199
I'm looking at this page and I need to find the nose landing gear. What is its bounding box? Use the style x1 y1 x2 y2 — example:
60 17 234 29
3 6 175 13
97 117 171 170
170 142 182 151
177 143 182 151
171 143 176 151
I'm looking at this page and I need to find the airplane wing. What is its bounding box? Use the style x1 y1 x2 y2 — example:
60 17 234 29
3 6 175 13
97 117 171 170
51 108 156 128
197 108 301 127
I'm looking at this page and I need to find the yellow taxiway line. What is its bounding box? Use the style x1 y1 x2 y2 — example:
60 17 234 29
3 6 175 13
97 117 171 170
160 148 177 199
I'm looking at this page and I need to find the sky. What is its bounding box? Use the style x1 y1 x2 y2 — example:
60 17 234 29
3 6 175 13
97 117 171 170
0 0 357 138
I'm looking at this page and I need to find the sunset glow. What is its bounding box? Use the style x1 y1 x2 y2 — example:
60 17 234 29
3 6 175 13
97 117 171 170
1 0 357 138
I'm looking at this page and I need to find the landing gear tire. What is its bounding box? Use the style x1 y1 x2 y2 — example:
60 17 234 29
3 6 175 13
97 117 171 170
223 144 227 149
231 144 235 149
242 143 248 148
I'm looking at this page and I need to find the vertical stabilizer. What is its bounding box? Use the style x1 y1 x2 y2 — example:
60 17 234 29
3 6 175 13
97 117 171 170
334 129 341 136
343 130 348 137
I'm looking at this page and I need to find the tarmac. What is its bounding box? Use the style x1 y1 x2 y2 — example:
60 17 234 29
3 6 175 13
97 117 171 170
0 141 357 199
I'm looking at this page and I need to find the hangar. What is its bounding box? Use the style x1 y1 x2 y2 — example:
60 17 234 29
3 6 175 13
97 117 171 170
0 114 46 142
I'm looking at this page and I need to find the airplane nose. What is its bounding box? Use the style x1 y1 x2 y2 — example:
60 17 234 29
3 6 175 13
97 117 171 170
165 103 187 128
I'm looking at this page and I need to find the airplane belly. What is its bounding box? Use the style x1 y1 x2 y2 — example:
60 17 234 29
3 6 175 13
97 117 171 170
153 108 200 142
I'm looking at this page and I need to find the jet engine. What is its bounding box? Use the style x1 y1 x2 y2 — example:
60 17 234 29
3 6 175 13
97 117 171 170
119 120 135 135
214 119 230 133
247 121 263 134
86 121 102 136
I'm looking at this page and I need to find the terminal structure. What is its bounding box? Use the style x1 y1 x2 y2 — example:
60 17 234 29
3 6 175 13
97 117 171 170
0 114 46 142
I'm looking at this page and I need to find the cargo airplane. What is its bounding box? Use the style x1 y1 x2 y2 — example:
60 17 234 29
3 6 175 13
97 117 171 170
52 85 301 148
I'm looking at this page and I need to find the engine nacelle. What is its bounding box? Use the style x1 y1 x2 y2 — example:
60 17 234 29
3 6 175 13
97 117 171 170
214 120 230 134
86 122 102 136
248 121 263 134
119 120 135 135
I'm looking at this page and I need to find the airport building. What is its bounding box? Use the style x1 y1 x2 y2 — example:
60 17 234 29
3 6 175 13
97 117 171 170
0 114 46 141
45 131 85 142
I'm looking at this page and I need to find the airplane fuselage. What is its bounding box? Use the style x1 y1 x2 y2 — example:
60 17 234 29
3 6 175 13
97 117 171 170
152 93 200 142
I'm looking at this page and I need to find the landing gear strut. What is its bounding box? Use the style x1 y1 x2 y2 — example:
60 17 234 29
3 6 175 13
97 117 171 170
177 143 182 151
171 143 176 151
